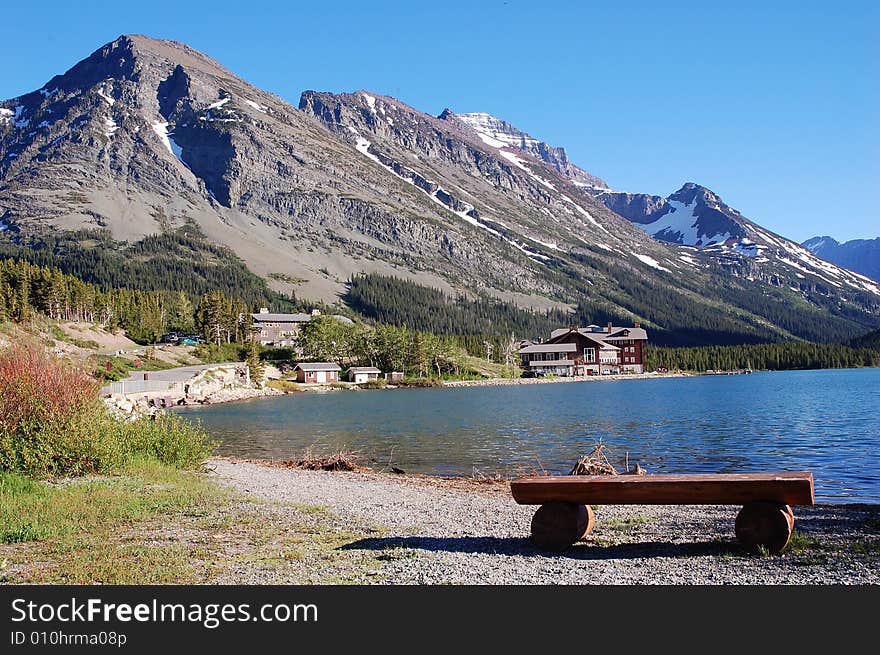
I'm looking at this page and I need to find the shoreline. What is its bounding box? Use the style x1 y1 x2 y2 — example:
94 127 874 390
185 370 699 407
442 371 693 387
204 457 880 584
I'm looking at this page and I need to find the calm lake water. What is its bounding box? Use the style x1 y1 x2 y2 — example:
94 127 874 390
177 369 880 503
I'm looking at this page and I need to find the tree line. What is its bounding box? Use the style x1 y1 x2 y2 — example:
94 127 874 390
345 272 571 341
3 255 878 375
0 258 251 345
0 225 281 307
647 342 880 372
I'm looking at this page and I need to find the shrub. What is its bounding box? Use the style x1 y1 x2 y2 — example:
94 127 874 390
0 342 99 429
267 379 300 392
117 414 215 470
0 343 115 477
0 343 214 478
193 343 245 363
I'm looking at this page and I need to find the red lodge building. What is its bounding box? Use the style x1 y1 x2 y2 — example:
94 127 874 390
519 323 648 376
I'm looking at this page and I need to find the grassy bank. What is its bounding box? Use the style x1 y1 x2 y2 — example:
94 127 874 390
0 342 391 584
0 458 228 583
0 459 387 584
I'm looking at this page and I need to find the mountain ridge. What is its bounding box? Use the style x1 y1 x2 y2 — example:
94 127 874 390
2 34 878 346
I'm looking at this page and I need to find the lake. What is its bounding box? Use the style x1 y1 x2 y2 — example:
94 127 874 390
176 368 880 503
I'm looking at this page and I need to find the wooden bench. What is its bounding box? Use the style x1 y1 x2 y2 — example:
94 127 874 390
510 472 814 554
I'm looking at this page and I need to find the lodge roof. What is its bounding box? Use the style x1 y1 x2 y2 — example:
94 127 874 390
548 326 648 342
294 362 342 372
518 343 578 354
252 312 312 323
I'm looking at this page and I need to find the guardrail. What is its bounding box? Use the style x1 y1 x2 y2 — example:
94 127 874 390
102 380 186 395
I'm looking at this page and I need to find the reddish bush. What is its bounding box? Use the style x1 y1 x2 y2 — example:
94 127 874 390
0 342 212 477
0 342 98 435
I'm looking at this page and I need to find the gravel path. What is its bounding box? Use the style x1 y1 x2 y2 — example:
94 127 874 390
209 459 880 585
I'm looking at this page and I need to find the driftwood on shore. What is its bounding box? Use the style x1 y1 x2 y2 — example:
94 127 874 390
569 443 618 476
276 449 366 472
569 443 648 476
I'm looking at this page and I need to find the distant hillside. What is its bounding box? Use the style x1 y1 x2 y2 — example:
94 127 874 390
0 223 280 307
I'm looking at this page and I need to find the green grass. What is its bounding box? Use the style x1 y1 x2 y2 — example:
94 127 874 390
0 458 226 547
604 515 652 532
847 540 880 556
267 379 301 392
784 531 822 554
0 459 390 584
0 458 234 583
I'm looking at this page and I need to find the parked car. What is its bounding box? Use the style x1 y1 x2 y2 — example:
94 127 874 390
520 370 546 378
160 332 181 344
179 335 203 346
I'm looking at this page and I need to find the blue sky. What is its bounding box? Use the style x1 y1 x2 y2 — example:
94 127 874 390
1 1 877 242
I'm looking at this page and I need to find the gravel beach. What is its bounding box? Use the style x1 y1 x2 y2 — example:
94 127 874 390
209 459 880 585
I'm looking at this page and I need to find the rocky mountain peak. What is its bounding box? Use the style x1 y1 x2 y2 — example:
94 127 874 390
668 182 719 206
803 236 839 250
439 109 608 189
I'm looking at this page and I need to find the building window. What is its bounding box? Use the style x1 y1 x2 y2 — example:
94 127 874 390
584 348 595 363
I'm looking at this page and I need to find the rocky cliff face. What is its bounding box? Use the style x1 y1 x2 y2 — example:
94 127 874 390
2 35 878 343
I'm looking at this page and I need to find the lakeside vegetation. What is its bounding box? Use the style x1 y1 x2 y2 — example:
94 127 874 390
0 342 214 478
0 339 390 584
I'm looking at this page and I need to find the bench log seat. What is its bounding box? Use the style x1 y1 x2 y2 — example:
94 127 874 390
510 472 814 554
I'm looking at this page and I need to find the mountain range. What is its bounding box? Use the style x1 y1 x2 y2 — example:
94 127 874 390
802 237 880 284
1 35 878 345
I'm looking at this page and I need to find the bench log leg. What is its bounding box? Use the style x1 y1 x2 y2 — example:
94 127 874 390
735 502 794 555
530 502 595 551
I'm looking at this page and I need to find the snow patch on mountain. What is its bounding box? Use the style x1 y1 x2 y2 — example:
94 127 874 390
473 131 507 148
493 150 556 190
633 253 670 272
531 238 561 251
244 99 267 113
633 199 732 247
151 121 187 168
97 85 115 106
12 105 28 128
561 195 609 235
455 112 538 151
